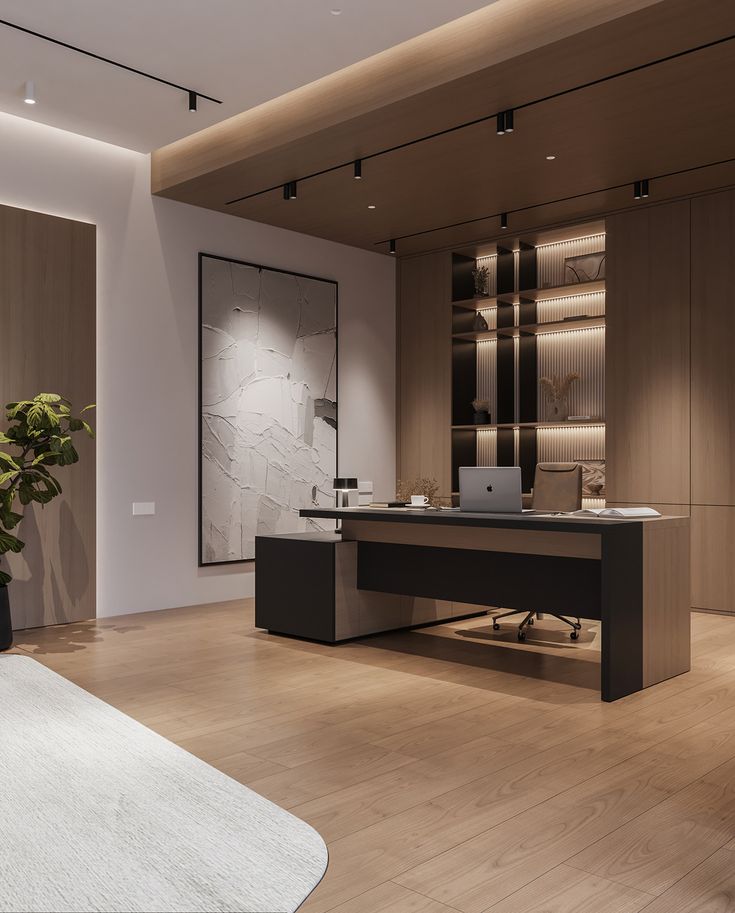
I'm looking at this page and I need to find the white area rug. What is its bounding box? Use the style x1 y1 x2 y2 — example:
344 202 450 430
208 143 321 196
0 655 328 913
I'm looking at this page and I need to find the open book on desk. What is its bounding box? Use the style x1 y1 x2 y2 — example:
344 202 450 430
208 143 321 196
569 507 661 519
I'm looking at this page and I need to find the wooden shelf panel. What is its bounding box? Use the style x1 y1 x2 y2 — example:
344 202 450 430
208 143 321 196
452 419 605 430
453 314 605 341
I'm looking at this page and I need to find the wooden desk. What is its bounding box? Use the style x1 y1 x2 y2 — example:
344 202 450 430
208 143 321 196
298 508 691 702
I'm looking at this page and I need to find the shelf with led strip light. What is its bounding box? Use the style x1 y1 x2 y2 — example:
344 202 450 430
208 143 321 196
452 314 605 342
450 224 606 499
452 278 606 310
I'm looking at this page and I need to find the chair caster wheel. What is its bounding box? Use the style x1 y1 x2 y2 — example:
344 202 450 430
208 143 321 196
570 631 579 640
518 630 526 641
492 623 500 631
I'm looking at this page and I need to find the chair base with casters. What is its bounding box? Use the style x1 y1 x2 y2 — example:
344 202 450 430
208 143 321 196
491 609 582 641
493 461 584 642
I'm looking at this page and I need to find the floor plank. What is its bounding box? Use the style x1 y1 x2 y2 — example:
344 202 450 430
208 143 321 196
10 602 735 913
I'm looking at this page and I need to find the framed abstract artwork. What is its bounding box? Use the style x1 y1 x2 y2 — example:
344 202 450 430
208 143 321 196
199 254 338 565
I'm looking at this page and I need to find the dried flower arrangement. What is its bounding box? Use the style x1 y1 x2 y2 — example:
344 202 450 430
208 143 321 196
396 477 441 507
540 372 580 421
472 265 490 297
540 372 580 402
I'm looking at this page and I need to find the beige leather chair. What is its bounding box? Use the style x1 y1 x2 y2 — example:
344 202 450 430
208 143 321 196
492 462 583 641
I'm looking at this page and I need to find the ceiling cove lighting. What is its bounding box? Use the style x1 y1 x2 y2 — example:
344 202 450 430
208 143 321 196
500 212 508 230
24 80 35 104
353 159 362 179
389 239 396 254
283 181 297 200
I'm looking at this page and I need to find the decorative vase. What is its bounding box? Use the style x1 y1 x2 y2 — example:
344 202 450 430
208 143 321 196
0 586 12 652
549 400 569 422
473 410 490 425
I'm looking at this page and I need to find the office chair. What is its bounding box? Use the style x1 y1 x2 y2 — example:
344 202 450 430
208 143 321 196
492 462 583 641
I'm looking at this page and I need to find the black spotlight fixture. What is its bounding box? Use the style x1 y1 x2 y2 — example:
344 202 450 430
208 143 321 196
641 178 650 198
500 212 508 230
283 181 297 200
496 110 514 135
353 159 362 180
633 180 642 200
389 239 396 254
188 90 197 112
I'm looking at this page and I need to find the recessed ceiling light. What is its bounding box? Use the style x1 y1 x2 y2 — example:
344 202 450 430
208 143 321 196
546 154 556 160
368 204 376 209
330 8 342 14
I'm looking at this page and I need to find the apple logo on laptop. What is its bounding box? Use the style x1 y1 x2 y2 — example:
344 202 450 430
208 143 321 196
486 484 493 492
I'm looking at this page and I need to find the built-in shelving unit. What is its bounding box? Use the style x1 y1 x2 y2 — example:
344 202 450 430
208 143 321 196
450 223 607 501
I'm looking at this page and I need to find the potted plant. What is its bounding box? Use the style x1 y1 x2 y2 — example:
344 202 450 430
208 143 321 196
472 398 491 425
0 394 94 651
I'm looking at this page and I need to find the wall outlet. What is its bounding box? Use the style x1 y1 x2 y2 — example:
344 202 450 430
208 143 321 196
132 502 155 516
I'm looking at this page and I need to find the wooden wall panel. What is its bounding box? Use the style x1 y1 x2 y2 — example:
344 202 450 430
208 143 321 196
397 252 452 498
691 190 735 506
0 204 96 629
691 506 735 612
606 201 691 505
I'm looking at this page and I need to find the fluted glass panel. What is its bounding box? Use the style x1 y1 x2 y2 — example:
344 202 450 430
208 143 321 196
476 428 497 465
537 424 605 461
537 327 605 420
476 339 497 420
537 233 606 288
537 291 605 324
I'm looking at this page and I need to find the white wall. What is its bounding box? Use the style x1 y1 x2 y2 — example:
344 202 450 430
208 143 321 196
0 112 396 617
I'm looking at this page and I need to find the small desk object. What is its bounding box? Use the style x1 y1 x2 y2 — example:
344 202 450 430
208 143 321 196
259 508 691 702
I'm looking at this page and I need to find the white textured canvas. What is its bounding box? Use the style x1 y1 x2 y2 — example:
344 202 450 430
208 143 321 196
200 256 337 563
0 656 328 913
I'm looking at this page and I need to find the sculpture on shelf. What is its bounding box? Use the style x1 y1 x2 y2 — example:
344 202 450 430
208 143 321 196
396 477 441 508
564 252 606 284
473 311 489 332
540 372 580 422
472 265 490 297
0 394 95 651
472 398 490 425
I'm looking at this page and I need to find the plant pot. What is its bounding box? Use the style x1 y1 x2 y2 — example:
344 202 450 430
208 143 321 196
0 586 12 652
473 411 490 425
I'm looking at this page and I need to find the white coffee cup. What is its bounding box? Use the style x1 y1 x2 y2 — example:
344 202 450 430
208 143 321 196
410 495 429 506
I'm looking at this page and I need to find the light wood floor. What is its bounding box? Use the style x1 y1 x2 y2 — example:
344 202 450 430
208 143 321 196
10 602 735 913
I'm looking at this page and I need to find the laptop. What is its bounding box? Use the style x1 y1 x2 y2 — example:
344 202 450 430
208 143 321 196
458 466 523 513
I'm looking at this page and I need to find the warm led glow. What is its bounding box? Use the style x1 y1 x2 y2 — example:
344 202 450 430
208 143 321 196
546 154 556 160
368 204 376 209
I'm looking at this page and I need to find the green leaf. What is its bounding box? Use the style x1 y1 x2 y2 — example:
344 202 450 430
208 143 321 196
0 471 20 486
0 452 20 470
68 418 84 432
0 572 10 587
0 530 24 554
81 404 96 413
35 394 61 404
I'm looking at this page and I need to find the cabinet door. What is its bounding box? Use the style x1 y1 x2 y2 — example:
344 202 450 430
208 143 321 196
606 201 690 505
692 190 735 506
397 253 452 498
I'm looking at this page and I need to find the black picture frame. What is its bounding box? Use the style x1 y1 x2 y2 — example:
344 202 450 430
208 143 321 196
198 252 339 567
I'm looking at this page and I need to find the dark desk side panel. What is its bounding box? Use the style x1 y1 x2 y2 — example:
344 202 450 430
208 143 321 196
357 542 601 617
255 537 336 641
